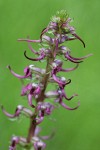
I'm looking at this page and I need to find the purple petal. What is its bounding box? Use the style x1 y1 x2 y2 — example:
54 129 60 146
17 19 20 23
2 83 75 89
45 105 54 115
24 66 32 78
45 90 59 98
49 22 58 27
57 86 78 101
37 102 54 116
34 141 46 150
60 101 80 110
28 42 39 55
59 35 68 43
24 51 45 61
21 83 32 96
18 38 40 43
42 35 53 44
62 18 72 27
54 59 63 67
65 51 83 63
72 33 85 48
58 45 67 51
15 105 23 116
28 94 35 108
8 66 31 79
49 22 58 31
1 105 15 118
22 107 33 117
40 27 49 39
9 136 20 150
41 130 55 140
63 90 78 101
34 127 41 136
67 51 92 61
52 74 67 87
61 63 79 72
34 86 41 95
59 35 76 44
36 116 44 125
45 103 54 115
55 88 79 110
29 65 45 75
1 105 23 118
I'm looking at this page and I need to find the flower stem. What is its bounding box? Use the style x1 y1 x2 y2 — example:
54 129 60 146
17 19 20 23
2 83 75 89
27 114 37 143
27 46 55 143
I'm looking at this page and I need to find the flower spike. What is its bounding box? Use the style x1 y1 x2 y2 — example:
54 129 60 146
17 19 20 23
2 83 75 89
2 11 92 150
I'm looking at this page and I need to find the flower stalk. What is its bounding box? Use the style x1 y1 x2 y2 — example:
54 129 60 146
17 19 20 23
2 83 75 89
1 10 92 150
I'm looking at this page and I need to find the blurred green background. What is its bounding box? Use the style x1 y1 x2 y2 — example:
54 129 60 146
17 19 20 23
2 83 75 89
0 0 99 150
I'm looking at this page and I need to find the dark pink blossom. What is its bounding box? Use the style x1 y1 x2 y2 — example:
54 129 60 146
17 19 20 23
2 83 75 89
1 105 33 118
37 102 54 117
55 89 80 110
34 141 46 150
1 105 23 118
21 83 41 107
9 136 20 150
64 51 92 63
7 66 32 79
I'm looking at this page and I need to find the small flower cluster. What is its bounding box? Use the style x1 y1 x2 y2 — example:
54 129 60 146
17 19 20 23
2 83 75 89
1 10 91 150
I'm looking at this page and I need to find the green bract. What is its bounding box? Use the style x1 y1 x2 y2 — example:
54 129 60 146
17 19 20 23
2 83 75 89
51 10 69 23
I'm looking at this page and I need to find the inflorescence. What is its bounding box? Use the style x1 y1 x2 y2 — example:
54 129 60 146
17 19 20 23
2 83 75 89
1 10 92 150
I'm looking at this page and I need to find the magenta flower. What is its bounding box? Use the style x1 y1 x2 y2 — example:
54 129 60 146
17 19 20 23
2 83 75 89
64 50 92 63
24 48 46 61
34 141 46 150
51 59 79 74
37 102 54 116
21 83 41 107
33 126 55 150
33 127 46 150
1 105 33 118
8 65 32 79
1 105 23 118
55 89 80 110
9 137 20 150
